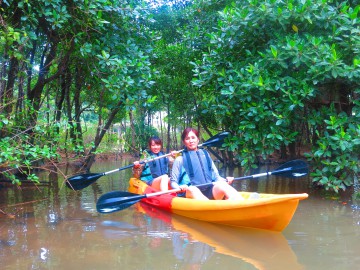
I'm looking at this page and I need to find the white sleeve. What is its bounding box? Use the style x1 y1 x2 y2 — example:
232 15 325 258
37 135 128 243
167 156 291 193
170 156 183 189
211 161 226 182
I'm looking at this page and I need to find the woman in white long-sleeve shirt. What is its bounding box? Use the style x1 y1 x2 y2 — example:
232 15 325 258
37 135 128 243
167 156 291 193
170 128 243 200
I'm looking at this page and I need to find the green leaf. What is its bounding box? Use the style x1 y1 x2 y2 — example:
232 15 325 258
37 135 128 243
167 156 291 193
270 45 278 58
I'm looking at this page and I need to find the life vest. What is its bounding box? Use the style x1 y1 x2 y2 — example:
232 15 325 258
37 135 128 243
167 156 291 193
140 150 169 182
180 148 213 186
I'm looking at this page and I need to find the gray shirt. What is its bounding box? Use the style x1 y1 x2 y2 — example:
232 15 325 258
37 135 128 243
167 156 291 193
170 155 226 189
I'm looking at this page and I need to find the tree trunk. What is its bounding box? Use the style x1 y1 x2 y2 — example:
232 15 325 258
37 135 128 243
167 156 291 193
73 67 84 153
0 59 7 111
64 69 76 143
201 124 213 139
288 142 296 159
159 111 164 143
280 144 288 159
15 70 24 114
166 104 171 152
129 109 137 155
1 0 22 117
27 36 73 129
83 99 124 170
172 125 178 149
3 57 19 116
55 76 66 134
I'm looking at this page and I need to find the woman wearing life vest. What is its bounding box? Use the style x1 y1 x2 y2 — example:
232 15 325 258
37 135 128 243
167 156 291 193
134 136 173 191
170 128 244 200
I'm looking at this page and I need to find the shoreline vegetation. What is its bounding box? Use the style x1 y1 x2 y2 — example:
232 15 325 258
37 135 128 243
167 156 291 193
0 148 303 183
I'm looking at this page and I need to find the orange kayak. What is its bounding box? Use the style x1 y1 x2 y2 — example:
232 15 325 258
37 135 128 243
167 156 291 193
128 178 308 231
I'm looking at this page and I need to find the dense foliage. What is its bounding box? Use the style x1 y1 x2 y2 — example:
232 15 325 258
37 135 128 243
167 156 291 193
1 0 359 192
0 0 155 182
189 0 360 191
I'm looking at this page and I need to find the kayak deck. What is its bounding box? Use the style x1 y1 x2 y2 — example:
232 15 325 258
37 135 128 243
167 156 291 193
128 178 308 231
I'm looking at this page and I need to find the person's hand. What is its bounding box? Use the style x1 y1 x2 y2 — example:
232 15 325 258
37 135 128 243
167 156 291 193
179 185 188 191
133 161 141 168
226 176 234 185
170 151 178 157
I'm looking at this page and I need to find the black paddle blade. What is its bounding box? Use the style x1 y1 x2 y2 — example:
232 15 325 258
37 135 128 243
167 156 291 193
202 131 229 148
272 160 309 178
96 191 145 214
66 173 103 190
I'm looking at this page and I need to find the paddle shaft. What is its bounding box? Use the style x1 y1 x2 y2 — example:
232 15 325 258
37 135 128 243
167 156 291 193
101 152 175 176
65 153 175 190
234 167 292 181
135 188 182 200
102 164 134 176
103 151 182 177
98 137 227 176
173 160 307 189
67 131 230 190
96 171 278 212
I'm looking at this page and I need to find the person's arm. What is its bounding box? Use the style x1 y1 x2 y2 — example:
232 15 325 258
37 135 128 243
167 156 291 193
133 152 151 180
133 150 148 167
211 161 227 182
167 151 178 165
170 157 183 189
211 162 234 184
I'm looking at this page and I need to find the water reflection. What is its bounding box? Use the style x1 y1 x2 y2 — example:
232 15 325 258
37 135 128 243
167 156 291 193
100 219 138 239
136 202 304 270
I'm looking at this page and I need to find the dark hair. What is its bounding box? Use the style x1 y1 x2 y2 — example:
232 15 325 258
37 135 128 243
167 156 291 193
181 127 200 141
148 136 162 148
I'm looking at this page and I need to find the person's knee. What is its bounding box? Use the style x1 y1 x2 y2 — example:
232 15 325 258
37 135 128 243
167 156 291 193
187 186 200 195
186 186 208 200
213 181 243 200
214 181 231 191
215 181 227 187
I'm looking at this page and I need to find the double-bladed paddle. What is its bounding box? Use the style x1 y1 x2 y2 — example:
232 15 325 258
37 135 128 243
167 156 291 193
96 159 309 214
66 131 229 190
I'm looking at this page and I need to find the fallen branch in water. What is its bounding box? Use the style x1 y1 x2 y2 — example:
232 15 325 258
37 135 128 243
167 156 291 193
0 209 15 219
1 198 49 219
6 198 48 208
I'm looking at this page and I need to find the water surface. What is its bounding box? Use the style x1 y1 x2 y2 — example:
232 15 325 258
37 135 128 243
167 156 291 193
1 160 359 270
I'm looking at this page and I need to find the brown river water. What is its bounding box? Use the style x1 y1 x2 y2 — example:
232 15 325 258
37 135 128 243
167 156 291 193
1 159 360 270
